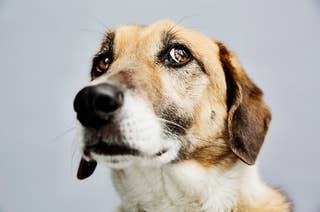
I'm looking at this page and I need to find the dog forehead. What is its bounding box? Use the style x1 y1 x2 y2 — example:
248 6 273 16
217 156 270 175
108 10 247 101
111 21 175 53
109 20 226 88
113 20 178 41
112 20 218 54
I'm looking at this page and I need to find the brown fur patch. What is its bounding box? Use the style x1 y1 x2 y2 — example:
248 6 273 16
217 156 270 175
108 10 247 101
217 42 271 165
187 144 237 169
236 187 292 211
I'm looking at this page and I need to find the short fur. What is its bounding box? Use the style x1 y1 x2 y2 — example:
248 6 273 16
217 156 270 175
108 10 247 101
75 20 291 211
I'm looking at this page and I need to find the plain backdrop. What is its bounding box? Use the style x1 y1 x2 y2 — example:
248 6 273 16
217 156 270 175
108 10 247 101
0 0 319 211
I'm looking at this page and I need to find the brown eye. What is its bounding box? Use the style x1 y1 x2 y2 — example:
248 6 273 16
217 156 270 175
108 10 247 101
96 57 111 75
168 45 191 66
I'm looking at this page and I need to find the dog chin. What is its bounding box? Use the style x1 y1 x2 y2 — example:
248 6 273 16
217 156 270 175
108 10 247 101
91 154 135 169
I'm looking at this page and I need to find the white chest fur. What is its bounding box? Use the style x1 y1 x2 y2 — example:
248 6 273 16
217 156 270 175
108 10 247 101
111 161 262 212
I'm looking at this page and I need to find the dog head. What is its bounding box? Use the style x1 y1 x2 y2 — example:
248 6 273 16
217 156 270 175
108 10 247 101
73 20 271 179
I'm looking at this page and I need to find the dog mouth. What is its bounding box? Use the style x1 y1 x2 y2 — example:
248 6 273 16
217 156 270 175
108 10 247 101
82 120 169 157
77 126 178 181
84 142 140 156
77 140 169 180
83 140 168 158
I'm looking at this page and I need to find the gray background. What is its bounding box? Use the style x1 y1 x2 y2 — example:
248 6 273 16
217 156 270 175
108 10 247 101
0 0 319 211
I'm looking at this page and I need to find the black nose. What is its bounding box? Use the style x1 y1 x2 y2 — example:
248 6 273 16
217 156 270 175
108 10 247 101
73 83 124 129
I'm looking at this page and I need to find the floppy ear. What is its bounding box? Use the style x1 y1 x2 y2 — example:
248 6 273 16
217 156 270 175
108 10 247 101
217 42 271 165
77 158 97 180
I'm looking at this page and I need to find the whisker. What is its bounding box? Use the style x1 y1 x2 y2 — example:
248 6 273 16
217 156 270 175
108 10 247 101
157 118 199 149
49 126 77 143
167 22 181 38
191 136 212 143
158 118 221 148
161 128 193 150
174 14 200 26
90 15 112 32
71 138 81 176
167 14 201 38
157 118 187 131
79 28 106 36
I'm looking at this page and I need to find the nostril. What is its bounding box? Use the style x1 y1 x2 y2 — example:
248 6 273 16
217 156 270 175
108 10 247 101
94 94 120 114
92 84 124 115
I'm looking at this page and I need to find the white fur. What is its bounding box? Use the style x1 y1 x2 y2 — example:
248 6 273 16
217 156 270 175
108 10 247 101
113 161 266 212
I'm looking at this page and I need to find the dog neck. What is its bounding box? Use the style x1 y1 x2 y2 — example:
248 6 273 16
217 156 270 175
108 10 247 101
111 161 275 211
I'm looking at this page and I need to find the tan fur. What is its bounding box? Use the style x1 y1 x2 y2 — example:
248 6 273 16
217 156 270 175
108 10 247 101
90 20 291 211
236 187 292 212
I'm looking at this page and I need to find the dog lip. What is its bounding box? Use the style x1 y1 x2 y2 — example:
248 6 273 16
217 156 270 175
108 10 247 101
85 141 140 156
84 140 169 158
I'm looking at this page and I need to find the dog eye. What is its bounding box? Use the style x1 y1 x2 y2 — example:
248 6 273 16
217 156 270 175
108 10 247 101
167 45 191 66
95 57 111 76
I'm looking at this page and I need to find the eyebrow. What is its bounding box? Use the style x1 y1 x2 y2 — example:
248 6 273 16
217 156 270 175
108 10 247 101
98 31 115 54
157 31 177 61
92 31 115 63
161 31 176 48
90 31 115 80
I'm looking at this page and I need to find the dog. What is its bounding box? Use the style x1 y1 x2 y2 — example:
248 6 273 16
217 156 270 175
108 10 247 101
73 20 291 212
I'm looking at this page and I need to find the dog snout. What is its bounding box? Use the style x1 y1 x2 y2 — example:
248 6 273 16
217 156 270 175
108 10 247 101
73 82 124 129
